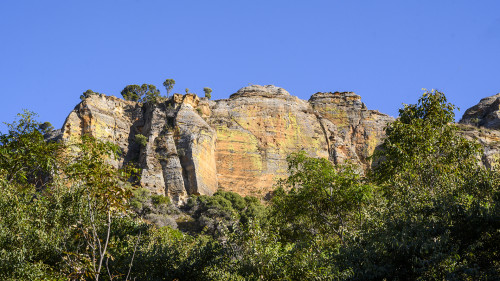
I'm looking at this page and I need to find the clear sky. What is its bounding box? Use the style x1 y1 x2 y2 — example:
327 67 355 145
1 1 499 132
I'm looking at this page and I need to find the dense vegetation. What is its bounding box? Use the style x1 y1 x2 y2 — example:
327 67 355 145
0 90 499 280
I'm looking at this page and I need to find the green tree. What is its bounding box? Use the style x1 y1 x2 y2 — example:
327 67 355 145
271 151 374 244
64 135 137 280
121 85 141 101
0 110 62 188
184 191 265 238
372 89 483 209
203 87 212 99
162 79 175 98
350 89 500 280
121 84 160 103
185 88 189 94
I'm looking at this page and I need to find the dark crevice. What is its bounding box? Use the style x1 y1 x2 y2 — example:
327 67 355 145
313 110 335 164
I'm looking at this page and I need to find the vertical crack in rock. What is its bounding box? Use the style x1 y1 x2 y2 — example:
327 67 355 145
308 91 393 170
156 131 187 203
175 100 218 196
313 111 334 163
138 103 169 195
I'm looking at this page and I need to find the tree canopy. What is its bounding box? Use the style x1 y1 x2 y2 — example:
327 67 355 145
203 87 212 99
372 89 484 209
162 79 175 98
121 84 161 103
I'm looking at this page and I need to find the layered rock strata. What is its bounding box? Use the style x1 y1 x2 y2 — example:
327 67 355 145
60 85 394 201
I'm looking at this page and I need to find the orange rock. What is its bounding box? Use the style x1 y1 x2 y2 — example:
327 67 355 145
60 86 394 202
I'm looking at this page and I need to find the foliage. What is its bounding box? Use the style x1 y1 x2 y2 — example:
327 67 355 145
0 184 68 280
80 89 100 100
203 87 212 99
134 133 147 147
121 84 161 103
129 187 178 229
185 88 189 94
372 89 483 210
63 135 139 280
356 89 500 280
162 78 175 98
271 151 374 244
0 110 62 188
184 191 265 237
38 121 54 133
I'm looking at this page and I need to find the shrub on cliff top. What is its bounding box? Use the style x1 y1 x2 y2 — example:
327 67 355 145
203 87 212 99
121 84 161 103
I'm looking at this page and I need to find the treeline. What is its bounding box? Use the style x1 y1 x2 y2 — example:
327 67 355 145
0 90 499 280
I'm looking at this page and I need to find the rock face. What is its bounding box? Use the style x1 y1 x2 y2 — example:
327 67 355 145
60 85 394 202
309 92 393 169
460 93 500 129
209 86 330 196
61 93 218 204
61 94 142 167
458 124 500 169
459 93 500 169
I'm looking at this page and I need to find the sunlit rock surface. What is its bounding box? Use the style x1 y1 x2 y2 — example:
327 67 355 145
60 85 395 201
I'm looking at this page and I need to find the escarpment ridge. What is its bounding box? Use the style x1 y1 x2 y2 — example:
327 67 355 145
58 85 500 203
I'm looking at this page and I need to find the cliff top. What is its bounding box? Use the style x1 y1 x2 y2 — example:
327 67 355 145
229 85 291 100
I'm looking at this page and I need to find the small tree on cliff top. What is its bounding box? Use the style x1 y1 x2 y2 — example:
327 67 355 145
163 79 175 98
203 87 212 99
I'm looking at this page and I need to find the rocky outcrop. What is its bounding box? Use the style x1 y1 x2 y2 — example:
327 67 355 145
309 92 393 169
60 85 394 201
458 93 500 169
458 124 500 169
61 94 142 167
176 100 218 196
460 93 500 129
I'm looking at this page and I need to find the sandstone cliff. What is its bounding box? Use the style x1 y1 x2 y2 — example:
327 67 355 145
459 93 500 168
59 86 500 202
60 85 395 201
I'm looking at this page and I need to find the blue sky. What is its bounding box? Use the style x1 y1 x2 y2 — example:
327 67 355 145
1 1 499 132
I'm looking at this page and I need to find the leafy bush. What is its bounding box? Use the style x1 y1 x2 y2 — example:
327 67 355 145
135 133 148 147
121 84 161 103
80 89 100 100
203 87 212 99
184 191 265 237
129 187 178 229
